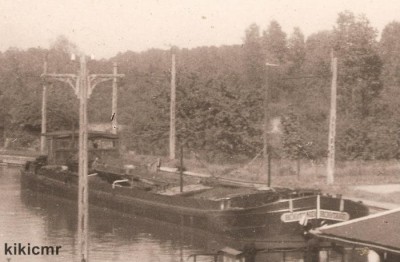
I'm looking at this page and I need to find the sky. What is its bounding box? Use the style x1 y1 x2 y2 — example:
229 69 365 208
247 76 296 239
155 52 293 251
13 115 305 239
1 0 400 58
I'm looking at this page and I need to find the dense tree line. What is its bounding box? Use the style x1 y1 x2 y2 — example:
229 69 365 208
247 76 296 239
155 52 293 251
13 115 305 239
2 11 400 163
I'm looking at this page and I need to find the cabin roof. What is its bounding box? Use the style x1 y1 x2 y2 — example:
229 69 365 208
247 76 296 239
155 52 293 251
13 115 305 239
312 208 400 254
45 130 119 140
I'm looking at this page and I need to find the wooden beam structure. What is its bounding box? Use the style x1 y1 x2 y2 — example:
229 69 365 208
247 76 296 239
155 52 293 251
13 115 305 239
41 56 124 262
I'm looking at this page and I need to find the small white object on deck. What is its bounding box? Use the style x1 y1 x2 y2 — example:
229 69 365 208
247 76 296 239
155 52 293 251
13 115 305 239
112 179 129 189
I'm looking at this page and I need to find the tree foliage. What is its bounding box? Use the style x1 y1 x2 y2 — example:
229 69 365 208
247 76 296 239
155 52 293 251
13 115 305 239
1 11 399 162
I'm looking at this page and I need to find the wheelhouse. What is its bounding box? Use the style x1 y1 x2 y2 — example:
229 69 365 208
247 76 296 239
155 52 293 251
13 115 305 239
45 131 120 165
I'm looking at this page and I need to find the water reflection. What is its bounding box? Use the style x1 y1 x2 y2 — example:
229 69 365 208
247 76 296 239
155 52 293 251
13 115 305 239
0 167 366 262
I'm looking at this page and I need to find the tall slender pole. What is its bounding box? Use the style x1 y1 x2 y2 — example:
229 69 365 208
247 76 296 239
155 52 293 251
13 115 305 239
169 52 176 160
327 54 338 185
180 145 183 193
263 67 270 183
111 62 118 134
40 61 48 154
263 63 278 184
267 152 271 187
78 55 89 262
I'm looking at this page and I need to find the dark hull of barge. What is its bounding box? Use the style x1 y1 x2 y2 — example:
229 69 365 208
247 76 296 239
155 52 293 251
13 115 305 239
20 169 369 240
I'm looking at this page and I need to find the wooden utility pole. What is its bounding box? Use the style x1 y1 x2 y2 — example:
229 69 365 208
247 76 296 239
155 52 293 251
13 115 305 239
169 52 176 160
41 56 124 262
327 54 338 185
78 55 89 262
264 63 279 186
263 67 269 183
111 62 118 134
40 61 48 154
180 145 183 193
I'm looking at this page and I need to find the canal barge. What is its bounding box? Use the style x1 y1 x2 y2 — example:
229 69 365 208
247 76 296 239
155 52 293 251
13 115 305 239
21 131 369 240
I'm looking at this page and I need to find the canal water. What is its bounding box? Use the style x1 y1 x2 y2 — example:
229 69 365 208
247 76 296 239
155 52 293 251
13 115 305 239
0 167 363 262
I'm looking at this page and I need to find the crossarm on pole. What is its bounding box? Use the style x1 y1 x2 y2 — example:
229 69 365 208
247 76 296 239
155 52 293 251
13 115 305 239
87 74 125 98
41 73 79 96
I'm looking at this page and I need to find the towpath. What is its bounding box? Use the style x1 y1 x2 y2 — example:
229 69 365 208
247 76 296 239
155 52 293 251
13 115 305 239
347 184 400 212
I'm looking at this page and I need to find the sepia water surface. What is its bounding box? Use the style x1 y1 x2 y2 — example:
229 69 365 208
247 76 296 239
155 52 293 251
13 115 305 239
0 167 357 262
